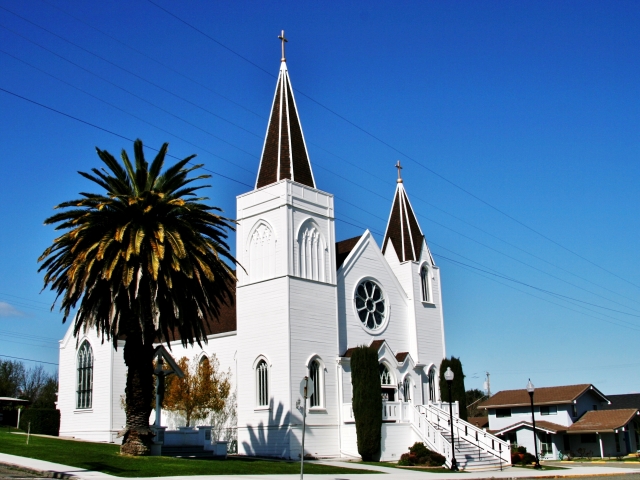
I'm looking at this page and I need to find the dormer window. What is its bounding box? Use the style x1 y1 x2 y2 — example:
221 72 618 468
420 265 431 302
540 405 557 416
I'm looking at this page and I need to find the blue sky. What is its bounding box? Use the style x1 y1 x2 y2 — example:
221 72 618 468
0 0 638 396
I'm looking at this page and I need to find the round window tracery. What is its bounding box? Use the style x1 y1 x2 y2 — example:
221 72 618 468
354 279 387 330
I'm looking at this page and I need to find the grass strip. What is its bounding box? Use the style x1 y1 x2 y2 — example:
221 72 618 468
0 429 375 477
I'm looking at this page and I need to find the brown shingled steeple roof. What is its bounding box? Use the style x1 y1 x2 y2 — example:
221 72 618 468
255 53 315 189
382 164 425 262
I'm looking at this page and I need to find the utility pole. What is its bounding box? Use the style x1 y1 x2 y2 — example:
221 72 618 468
483 372 491 397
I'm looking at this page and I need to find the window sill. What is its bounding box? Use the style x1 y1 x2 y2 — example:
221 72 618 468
309 407 327 414
254 406 271 412
421 301 436 307
74 409 93 413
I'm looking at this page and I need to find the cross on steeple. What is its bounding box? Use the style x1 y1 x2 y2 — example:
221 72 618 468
395 160 403 183
278 30 288 62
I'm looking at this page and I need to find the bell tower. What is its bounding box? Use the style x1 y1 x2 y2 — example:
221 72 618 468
235 32 339 459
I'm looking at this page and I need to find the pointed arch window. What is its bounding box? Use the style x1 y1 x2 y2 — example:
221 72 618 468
403 376 412 403
309 359 323 408
420 265 431 302
297 220 328 283
379 364 392 385
249 222 276 282
76 341 93 409
256 359 269 407
428 367 437 402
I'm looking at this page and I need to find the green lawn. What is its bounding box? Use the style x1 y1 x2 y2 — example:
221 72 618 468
0 429 375 477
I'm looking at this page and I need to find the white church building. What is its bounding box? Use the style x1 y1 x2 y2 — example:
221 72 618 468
57 44 509 469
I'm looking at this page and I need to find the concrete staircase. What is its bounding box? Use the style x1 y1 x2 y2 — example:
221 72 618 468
434 424 507 471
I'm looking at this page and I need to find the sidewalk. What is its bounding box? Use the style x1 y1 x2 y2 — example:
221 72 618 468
1 452 639 480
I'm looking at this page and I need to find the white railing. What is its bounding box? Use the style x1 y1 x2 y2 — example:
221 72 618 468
343 401 407 423
422 403 510 465
408 404 453 467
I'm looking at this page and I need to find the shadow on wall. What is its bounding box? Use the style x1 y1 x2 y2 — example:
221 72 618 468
242 400 303 459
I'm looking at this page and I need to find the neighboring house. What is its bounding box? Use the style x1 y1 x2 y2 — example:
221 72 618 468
57 46 510 469
479 384 640 459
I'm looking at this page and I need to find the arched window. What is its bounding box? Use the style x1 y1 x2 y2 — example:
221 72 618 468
379 364 392 385
309 359 323 408
420 265 430 302
249 222 276 282
403 376 412 402
76 341 93 409
297 220 328 283
428 367 437 402
256 359 269 407
199 355 209 365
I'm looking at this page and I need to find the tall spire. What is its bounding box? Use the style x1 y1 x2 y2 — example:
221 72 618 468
382 162 425 262
255 31 315 190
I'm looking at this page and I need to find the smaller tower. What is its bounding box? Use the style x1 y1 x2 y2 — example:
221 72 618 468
382 162 445 403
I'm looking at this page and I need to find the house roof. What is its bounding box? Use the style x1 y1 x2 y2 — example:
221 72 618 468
467 416 489 429
395 352 409 363
479 384 608 409
342 339 386 358
382 178 425 263
492 420 568 436
255 60 315 189
335 235 362 270
602 393 640 411
567 409 639 434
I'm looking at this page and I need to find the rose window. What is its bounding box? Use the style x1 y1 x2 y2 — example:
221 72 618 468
355 280 386 330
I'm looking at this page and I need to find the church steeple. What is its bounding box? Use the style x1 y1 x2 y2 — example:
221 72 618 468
255 31 315 189
382 162 425 262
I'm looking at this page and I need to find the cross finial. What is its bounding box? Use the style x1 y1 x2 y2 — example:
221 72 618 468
278 30 288 62
395 160 403 183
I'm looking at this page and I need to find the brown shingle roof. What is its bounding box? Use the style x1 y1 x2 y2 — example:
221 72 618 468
395 352 409 363
343 339 386 358
567 409 639 433
479 384 604 409
382 183 424 262
256 62 315 189
335 235 362 270
468 416 489 429
493 420 567 435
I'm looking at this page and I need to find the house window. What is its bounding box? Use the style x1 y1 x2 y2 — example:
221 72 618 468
593 405 598 411
403 377 411 402
297 220 328 282
496 408 512 418
581 433 597 443
563 435 571 452
615 432 621 452
540 406 557 416
309 359 322 408
355 280 387 331
507 432 517 447
572 405 578 417
420 265 430 302
76 341 93 409
428 367 436 402
256 359 269 407
540 432 553 456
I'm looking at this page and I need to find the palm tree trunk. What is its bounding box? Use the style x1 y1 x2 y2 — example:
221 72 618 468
121 332 155 456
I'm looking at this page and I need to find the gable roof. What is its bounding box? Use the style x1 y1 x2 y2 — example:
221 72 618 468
467 416 489 429
567 409 639 433
255 60 315 189
479 384 608 409
335 235 362 270
382 180 424 262
492 420 568 436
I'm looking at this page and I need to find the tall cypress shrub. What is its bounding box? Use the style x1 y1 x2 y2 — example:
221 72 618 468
439 357 468 420
350 345 382 461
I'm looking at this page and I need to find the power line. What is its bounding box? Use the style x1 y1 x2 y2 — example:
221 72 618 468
143 0 640 291
0 354 58 366
5 8 637 316
3 86 639 332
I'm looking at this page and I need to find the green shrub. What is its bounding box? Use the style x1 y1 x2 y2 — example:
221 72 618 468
398 442 446 467
18 408 60 436
522 452 537 465
517 445 527 454
351 345 382 462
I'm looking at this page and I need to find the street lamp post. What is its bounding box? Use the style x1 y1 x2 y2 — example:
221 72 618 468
444 367 459 471
526 379 542 470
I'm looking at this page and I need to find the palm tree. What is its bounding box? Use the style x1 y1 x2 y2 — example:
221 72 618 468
39 139 236 455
